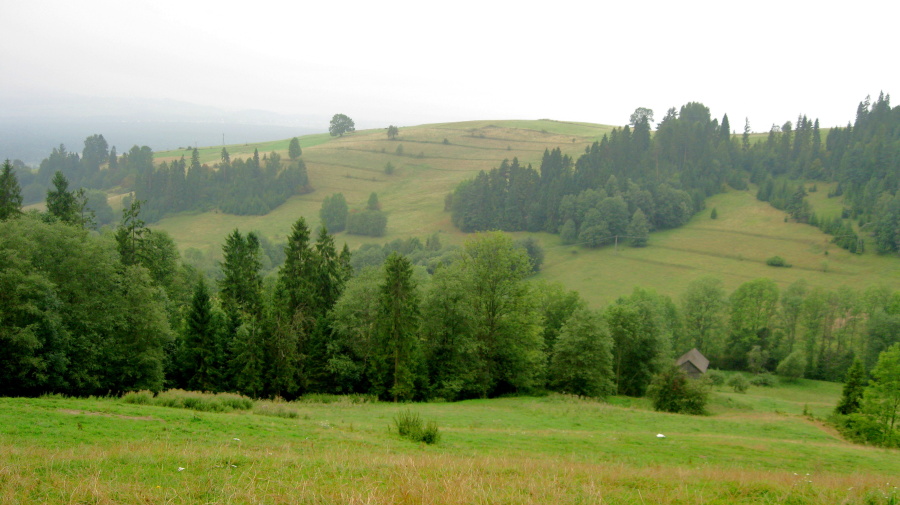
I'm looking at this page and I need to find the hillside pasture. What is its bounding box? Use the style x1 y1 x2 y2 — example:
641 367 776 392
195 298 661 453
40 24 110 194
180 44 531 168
537 188 899 308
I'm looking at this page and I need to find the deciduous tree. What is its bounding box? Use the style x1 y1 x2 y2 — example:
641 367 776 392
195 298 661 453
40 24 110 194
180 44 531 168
329 114 355 137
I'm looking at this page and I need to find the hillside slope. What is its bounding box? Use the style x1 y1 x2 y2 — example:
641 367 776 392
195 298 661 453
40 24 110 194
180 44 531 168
150 120 897 306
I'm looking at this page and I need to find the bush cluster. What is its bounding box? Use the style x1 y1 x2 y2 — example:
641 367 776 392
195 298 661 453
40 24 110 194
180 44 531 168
749 373 776 387
646 365 709 415
727 375 750 393
765 256 791 267
393 409 440 444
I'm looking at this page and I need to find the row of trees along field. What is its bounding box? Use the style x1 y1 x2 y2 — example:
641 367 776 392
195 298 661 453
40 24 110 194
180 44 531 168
2 166 899 397
15 135 311 224
449 96 900 255
134 147 310 222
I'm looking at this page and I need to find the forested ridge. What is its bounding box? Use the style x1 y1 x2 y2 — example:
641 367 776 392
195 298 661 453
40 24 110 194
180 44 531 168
450 96 900 254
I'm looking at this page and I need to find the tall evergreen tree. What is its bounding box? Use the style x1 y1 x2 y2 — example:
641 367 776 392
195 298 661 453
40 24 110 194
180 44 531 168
115 198 149 266
0 159 23 220
46 171 79 224
268 217 316 397
178 278 223 392
835 358 867 415
375 252 421 401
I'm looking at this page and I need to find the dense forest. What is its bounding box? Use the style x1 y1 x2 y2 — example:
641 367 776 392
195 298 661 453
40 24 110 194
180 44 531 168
450 96 900 255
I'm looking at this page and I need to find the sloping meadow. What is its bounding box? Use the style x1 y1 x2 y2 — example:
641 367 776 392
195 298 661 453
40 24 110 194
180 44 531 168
1 385 897 504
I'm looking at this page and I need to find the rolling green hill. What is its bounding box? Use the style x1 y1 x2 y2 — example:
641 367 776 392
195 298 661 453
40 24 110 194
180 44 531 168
149 120 897 307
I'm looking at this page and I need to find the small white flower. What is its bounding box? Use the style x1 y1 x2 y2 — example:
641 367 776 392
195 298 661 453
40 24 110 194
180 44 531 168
656 434 665 438
233 438 240 441
178 467 185 472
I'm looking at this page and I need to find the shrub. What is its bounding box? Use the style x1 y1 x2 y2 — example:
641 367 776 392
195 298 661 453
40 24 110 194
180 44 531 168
727 374 750 393
421 421 441 444
765 256 791 267
384 162 395 175
750 373 776 387
393 409 440 444
706 369 725 386
646 365 709 415
776 351 806 382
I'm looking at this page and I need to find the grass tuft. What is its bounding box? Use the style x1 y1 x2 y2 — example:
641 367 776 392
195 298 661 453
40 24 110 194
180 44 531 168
394 409 440 444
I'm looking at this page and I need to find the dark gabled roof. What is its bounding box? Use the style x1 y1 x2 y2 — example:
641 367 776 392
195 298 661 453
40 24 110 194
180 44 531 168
675 348 709 374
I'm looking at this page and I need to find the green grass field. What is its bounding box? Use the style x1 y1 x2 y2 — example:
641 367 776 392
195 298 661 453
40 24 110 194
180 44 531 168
2 381 897 504
146 120 898 308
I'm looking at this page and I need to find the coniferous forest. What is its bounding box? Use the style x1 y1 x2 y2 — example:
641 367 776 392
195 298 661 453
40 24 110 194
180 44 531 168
450 96 900 254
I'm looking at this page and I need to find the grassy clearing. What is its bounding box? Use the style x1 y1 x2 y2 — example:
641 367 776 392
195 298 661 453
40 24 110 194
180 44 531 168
1 381 897 504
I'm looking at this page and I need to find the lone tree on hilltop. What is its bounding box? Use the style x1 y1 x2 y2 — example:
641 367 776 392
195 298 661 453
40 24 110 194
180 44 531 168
329 114 355 137
387 125 399 140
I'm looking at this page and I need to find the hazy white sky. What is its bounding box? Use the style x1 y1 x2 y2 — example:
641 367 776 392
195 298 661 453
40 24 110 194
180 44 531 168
2 0 897 131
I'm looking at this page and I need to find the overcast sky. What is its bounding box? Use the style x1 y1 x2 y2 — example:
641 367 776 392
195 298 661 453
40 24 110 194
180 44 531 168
2 0 897 131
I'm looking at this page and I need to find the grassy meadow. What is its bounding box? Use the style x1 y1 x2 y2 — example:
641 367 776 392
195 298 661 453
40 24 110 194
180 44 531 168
2 379 898 504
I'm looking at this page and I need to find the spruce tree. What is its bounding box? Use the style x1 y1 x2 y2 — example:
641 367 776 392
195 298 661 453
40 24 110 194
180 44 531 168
269 217 316 397
179 278 222 392
376 252 421 401
835 358 867 415
46 171 79 224
0 159 23 220
115 199 149 266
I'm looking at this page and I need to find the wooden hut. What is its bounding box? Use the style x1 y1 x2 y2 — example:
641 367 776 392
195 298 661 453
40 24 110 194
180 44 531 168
675 348 709 378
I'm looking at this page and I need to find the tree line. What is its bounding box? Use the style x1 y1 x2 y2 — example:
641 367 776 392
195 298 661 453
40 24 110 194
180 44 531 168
134 147 310 222
15 135 312 224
